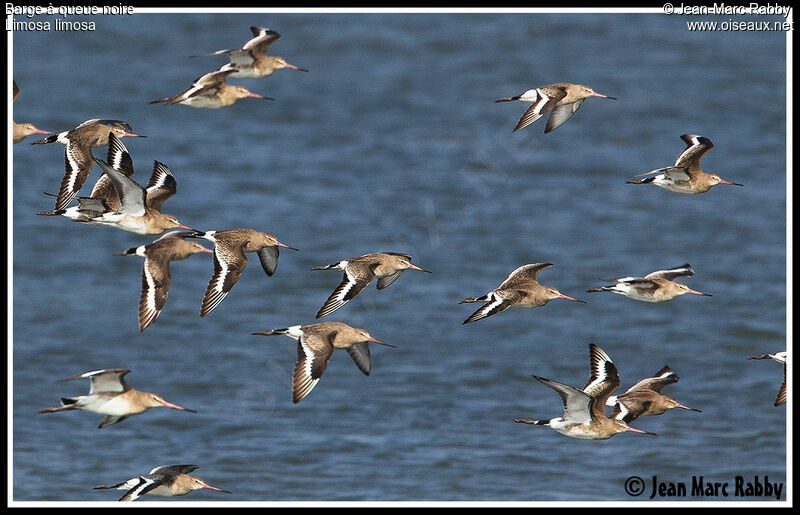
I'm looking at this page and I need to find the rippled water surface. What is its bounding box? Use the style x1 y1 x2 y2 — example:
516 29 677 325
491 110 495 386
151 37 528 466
11 10 788 504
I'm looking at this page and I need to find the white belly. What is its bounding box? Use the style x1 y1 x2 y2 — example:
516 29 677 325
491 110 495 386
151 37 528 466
91 214 154 234
612 284 660 302
142 484 176 497
182 95 224 109
652 175 696 194
230 66 263 78
79 395 137 416
550 420 607 440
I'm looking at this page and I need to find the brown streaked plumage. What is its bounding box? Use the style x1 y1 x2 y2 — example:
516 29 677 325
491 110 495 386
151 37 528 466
513 344 656 440
312 252 431 318
748 351 787 406
94 464 230 501
82 128 136 212
253 321 395 403
495 82 616 133
201 26 309 78
40 132 170 216
190 228 299 317
607 365 702 423
587 263 711 303
627 134 743 194
87 133 176 213
115 231 213 331
38 144 191 235
37 368 196 429
460 262 585 324
149 69 273 109
12 80 54 144
31 119 145 210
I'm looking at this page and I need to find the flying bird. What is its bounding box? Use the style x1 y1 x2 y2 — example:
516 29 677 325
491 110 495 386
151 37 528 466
189 228 298 317
201 26 308 77
626 134 743 194
12 80 53 144
748 351 787 406
31 118 145 210
253 322 395 403
607 365 702 422
495 82 615 133
37 368 195 428
587 263 711 303
115 231 213 331
513 344 656 440
460 263 585 324
94 464 229 501
150 69 273 108
312 252 431 318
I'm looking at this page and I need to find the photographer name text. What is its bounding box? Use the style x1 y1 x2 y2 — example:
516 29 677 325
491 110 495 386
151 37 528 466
649 475 783 499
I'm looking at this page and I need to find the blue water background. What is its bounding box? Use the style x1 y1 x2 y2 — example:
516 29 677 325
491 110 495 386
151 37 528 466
11 11 788 502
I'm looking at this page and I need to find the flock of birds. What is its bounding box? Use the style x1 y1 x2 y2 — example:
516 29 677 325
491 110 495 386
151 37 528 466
13 25 787 501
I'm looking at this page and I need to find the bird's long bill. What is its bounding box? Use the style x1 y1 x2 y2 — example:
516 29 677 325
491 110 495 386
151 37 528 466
719 179 744 186
592 92 617 100
408 263 432 273
625 426 657 436
122 132 147 138
276 241 300 251
198 247 214 254
368 336 397 348
559 294 587 304
285 62 309 72
686 288 712 297
677 403 703 412
35 129 54 135
177 224 195 231
161 400 197 413
201 482 231 494
248 92 275 100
